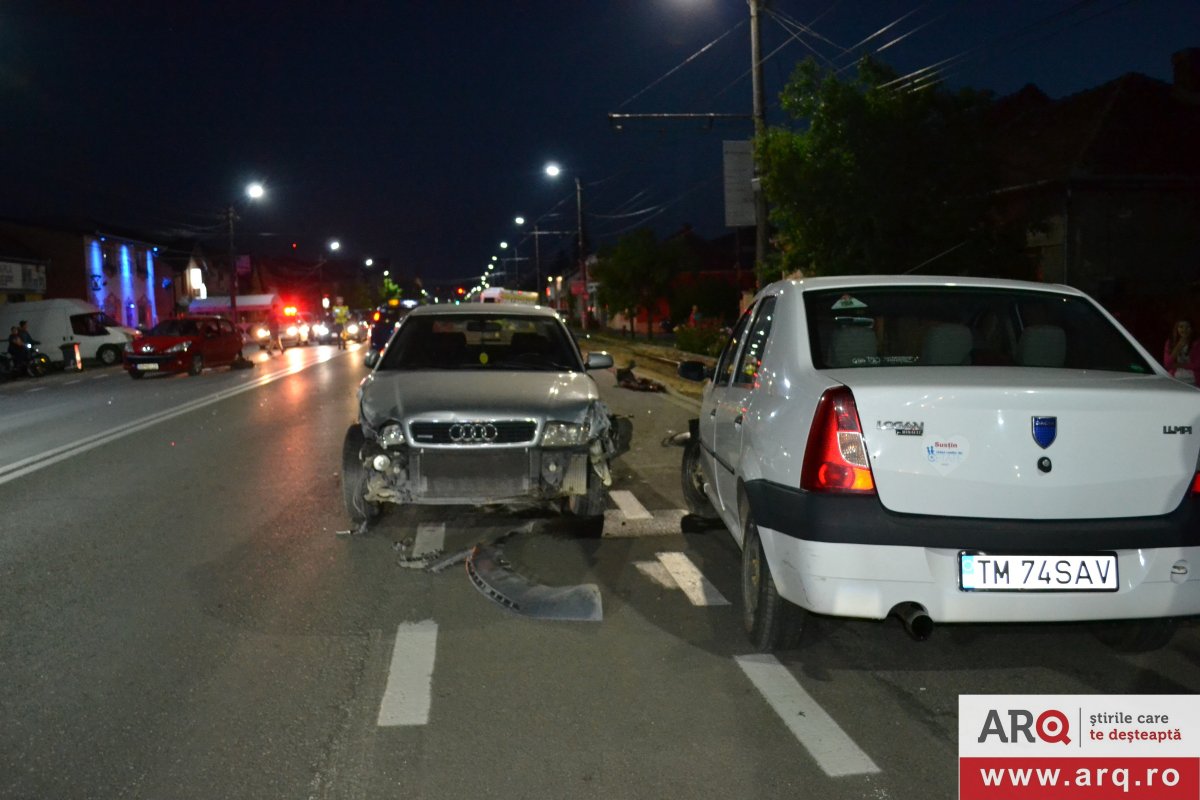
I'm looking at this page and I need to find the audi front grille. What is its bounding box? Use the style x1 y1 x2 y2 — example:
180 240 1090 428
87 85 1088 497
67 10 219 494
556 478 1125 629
409 420 537 445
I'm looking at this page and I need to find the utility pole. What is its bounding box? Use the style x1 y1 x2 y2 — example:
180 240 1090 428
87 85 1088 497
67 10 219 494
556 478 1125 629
749 0 769 276
576 176 588 330
226 205 239 323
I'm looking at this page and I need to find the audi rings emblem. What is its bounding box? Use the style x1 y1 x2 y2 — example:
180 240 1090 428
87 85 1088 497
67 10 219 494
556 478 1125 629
449 422 499 443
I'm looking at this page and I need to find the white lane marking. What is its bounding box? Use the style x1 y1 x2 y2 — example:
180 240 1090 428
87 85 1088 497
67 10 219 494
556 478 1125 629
602 508 686 538
634 561 677 588
609 489 652 520
25 387 46 393
655 552 729 606
412 522 446 558
377 620 438 726
91 373 110 379
735 654 880 777
0 355 339 486
64 379 81 385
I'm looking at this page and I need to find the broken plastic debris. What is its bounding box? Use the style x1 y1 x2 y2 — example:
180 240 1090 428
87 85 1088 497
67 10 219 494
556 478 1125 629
466 542 602 621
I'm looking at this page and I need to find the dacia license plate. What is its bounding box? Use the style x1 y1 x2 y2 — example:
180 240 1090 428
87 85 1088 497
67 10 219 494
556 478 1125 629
960 552 1117 591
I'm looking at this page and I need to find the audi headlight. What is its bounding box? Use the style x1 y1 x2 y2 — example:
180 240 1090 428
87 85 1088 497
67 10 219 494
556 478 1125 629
542 421 587 447
166 341 191 353
379 423 406 448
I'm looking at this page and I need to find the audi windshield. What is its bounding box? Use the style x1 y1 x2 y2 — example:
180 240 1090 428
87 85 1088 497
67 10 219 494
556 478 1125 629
377 314 582 372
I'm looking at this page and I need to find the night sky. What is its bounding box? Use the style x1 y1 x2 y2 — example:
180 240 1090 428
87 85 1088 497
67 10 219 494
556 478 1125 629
3 1 1197 289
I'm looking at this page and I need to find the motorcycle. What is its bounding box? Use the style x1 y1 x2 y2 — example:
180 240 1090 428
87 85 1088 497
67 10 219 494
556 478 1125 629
1 343 52 379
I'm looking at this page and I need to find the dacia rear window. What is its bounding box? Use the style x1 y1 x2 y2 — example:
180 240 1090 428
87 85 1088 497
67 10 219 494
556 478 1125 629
803 287 1153 373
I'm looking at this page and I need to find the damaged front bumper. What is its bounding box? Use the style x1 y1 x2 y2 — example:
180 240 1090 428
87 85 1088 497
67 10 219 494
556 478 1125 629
357 404 632 508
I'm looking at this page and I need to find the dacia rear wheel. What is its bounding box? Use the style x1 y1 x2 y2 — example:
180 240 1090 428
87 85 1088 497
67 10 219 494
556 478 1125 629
1093 618 1177 652
681 438 717 518
741 507 805 652
341 424 380 525
567 467 607 519
187 353 203 376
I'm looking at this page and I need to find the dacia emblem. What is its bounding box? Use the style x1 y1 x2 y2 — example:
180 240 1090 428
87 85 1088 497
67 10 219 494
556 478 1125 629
1031 416 1057 449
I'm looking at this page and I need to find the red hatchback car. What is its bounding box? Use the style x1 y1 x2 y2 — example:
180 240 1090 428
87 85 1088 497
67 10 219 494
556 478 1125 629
123 315 244 378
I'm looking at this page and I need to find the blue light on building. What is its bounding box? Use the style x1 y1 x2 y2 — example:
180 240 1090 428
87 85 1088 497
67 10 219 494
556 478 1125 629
120 245 135 326
147 251 158 325
89 239 105 304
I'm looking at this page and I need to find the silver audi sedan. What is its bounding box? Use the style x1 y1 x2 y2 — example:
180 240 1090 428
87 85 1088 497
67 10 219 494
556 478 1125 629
342 303 628 529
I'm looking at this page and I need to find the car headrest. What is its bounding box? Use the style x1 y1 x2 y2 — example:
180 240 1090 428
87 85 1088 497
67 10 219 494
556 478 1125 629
825 325 877 367
920 323 973 366
1016 324 1066 368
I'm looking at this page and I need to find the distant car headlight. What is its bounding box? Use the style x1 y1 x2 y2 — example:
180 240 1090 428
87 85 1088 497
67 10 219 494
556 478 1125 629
379 423 406 448
256 327 269 338
300 323 310 335
287 325 299 336
346 323 359 335
314 323 329 336
542 421 587 447
167 341 191 353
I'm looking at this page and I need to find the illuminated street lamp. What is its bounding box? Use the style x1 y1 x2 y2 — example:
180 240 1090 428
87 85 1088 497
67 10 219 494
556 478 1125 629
544 162 588 329
228 181 266 327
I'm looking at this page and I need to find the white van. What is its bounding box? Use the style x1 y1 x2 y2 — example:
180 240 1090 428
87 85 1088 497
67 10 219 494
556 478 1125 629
0 299 138 366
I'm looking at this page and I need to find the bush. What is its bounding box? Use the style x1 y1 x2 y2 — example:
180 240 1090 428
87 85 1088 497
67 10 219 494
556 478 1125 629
674 320 726 356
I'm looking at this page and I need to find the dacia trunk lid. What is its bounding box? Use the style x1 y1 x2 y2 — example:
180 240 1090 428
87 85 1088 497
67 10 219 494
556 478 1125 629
836 369 1200 520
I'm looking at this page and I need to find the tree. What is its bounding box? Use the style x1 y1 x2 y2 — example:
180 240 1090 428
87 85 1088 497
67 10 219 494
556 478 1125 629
758 56 1029 282
592 229 680 338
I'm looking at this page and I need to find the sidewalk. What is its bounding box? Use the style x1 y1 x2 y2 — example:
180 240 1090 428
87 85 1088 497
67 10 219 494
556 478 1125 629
573 328 714 401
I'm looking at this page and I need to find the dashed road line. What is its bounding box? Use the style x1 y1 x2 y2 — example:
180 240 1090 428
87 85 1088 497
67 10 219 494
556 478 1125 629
377 620 438 727
608 489 652 520
602 507 686 537
735 654 880 777
655 552 729 606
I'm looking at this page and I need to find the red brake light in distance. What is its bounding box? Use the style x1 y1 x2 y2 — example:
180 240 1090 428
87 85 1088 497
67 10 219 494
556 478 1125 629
800 387 876 493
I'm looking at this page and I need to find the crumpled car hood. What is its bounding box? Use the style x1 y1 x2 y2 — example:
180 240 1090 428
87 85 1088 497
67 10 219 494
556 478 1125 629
360 370 600 427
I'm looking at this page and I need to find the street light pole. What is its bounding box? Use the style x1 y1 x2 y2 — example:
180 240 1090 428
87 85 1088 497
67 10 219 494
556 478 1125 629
749 0 769 276
227 182 265 328
575 176 589 330
227 204 239 323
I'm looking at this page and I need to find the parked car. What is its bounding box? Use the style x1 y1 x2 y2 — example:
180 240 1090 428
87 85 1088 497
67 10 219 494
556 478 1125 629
365 304 405 362
252 317 302 350
307 315 336 345
342 304 629 528
343 315 369 343
124 315 244 377
0 298 138 367
678 275 1200 653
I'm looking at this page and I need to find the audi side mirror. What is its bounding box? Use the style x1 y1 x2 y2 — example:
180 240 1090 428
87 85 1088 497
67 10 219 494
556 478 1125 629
585 351 613 370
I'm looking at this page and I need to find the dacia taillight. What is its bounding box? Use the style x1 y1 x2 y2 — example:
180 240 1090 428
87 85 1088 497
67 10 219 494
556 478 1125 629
800 387 876 493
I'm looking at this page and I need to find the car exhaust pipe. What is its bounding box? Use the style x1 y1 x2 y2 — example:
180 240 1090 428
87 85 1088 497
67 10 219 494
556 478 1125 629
893 602 933 641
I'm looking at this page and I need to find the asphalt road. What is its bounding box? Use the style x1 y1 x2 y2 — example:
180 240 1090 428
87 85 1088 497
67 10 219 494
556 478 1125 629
1 345 1196 799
